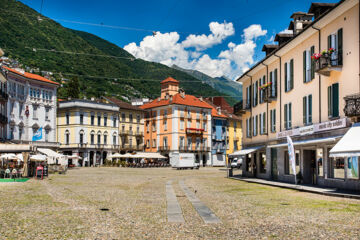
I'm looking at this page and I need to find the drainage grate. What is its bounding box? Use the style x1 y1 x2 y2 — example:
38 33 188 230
100 208 109 211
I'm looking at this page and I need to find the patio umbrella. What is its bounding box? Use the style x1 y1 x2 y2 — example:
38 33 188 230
67 155 82 160
30 154 47 162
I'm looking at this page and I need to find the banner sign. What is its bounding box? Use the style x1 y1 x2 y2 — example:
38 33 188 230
32 127 43 141
287 136 297 184
277 118 347 139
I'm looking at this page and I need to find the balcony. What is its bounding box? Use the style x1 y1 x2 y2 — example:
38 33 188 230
233 100 251 115
264 87 277 103
344 93 360 117
186 128 204 135
119 130 130 135
134 131 143 136
111 144 120 149
314 52 342 77
159 146 170 151
78 143 87 148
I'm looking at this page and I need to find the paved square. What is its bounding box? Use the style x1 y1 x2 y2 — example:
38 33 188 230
1 167 360 239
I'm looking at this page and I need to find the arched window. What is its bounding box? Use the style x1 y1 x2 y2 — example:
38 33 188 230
90 130 95 145
103 131 108 145
113 132 117 145
65 130 70 145
97 131 101 144
79 130 84 145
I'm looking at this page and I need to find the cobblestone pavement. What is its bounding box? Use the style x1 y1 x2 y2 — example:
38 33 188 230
1 167 360 239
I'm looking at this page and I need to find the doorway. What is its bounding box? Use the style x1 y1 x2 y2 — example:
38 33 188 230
271 148 278 180
303 150 316 185
202 154 207 167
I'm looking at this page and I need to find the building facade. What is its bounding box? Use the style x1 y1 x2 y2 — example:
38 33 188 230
141 77 212 166
57 99 119 166
226 114 242 164
235 0 360 190
0 70 7 141
104 97 145 153
2 66 59 148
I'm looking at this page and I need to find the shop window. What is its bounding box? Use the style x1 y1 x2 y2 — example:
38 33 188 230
284 150 300 175
246 154 252 172
316 148 324 177
331 157 345 179
347 157 359 179
260 152 266 173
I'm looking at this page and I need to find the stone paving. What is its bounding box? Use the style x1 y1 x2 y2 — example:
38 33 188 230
0 167 360 239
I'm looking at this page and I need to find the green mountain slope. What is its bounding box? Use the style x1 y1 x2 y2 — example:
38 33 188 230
172 65 242 105
0 0 227 101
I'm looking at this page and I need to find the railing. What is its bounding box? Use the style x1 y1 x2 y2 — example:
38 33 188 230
314 51 342 76
265 87 277 102
159 146 170 151
344 93 360 117
233 99 251 115
134 131 143 136
111 144 120 149
119 130 130 135
78 143 87 148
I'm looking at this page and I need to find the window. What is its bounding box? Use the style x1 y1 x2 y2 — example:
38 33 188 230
146 121 149 132
284 59 294 92
104 115 107 126
202 121 206 131
164 119 167 131
10 101 14 114
80 113 84 125
187 119 191 128
302 95 312 125
270 109 276 132
347 157 359 180
253 81 258 107
259 76 265 104
91 132 95 145
260 112 266 135
284 103 292 130
152 122 156 132
328 28 343 66
260 152 266 173
97 115 101 126
33 105 38 119
253 115 258 136
196 138 200 150
97 133 101 144
246 86 251 107
113 135 117 145
129 113 133 122
121 113 126 122
317 148 324 177
246 118 252 138
284 150 300 175
137 114 140 123
10 127 14 140
104 135 107 145
113 116 116 127
180 119 184 130
270 69 277 97
146 140 150 148
45 129 49 142
19 128 22 140
196 120 200 129
303 46 315 83
163 137 168 147
65 131 70 145
91 114 94 125
66 112 70 125
153 139 156 148
79 132 84 144
328 83 339 118
187 137 192 149
330 157 345 179
180 137 185 148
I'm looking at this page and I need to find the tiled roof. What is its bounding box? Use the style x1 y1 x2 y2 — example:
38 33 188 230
160 77 179 84
105 97 144 111
203 99 228 118
3 66 60 85
140 93 212 110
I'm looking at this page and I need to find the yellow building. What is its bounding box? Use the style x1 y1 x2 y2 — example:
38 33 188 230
104 97 145 152
57 99 119 166
226 115 242 164
234 0 360 191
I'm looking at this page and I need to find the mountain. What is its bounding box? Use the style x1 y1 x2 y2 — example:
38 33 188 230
172 65 242 105
0 0 227 101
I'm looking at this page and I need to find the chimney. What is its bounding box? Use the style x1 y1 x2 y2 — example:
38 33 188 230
290 12 313 35
179 88 185 98
262 44 278 56
216 106 221 115
169 95 173 102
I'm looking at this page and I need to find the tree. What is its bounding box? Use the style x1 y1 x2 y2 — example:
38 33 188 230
66 76 80 99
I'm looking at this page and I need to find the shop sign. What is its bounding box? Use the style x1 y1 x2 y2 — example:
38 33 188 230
277 118 347 139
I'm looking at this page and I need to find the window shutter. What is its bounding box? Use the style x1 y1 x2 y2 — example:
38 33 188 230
273 109 276 132
337 28 343 65
309 94 312 123
284 62 288 92
303 96 306 124
250 117 252 137
284 104 287 129
249 84 252 107
263 113 266 133
290 59 294 90
274 68 278 97
311 46 315 79
332 83 339 117
328 35 331 49
289 103 292 128
303 51 306 83
328 86 332 117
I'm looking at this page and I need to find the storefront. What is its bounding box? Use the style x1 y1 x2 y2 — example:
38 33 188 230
229 146 265 178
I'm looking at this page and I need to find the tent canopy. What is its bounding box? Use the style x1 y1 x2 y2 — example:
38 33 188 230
229 146 264 157
30 154 47 161
38 148 63 158
0 144 31 153
267 136 341 148
0 153 19 160
330 124 360 157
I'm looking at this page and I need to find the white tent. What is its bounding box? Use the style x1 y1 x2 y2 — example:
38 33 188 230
67 155 82 160
330 124 360 157
0 153 18 160
30 154 47 162
38 148 68 166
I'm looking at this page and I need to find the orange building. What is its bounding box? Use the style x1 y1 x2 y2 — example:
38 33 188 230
140 77 213 165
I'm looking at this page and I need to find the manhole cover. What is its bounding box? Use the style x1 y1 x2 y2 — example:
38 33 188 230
100 208 109 211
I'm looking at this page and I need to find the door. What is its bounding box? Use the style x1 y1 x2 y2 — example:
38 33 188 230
303 150 316 185
271 148 278 180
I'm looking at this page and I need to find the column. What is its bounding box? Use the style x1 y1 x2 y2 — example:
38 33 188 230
93 151 97 167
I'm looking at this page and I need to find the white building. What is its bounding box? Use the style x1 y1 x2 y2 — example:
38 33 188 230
3 66 59 148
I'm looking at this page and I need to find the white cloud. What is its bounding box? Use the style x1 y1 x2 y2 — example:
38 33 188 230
181 21 234 51
124 23 267 80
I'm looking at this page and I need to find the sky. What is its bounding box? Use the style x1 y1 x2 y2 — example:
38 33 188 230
19 0 339 80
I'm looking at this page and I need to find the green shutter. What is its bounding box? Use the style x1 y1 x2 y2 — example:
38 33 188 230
274 109 276 132
274 68 278 97
303 96 306 124
311 46 315 79
249 84 252 107
303 51 306 83
264 112 266 133
309 95 312 123
290 59 294 90
328 86 332 117
284 104 287 129
255 81 258 106
284 62 288 92
270 71 272 98
337 28 343 65
332 83 339 117
328 35 331 49
289 103 292 128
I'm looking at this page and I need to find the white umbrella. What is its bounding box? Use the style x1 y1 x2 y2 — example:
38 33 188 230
108 153 122 159
0 153 18 160
67 155 82 160
16 154 24 162
30 154 47 162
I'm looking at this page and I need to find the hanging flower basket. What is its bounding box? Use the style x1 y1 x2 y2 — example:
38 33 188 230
259 82 272 90
311 48 336 60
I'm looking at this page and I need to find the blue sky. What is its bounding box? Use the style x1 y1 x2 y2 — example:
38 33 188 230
19 0 339 80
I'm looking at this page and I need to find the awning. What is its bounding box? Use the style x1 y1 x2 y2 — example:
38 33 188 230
229 146 264 157
38 148 63 157
330 124 360 157
268 135 342 148
0 144 31 153
30 154 47 162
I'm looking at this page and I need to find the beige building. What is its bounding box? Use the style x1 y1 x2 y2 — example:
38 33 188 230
235 0 360 190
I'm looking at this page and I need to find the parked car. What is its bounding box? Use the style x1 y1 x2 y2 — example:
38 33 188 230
231 158 242 169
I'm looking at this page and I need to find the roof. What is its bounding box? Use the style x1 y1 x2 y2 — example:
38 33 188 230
262 44 278 51
105 97 144 111
236 0 344 82
308 2 337 14
290 11 313 18
330 124 360 157
274 33 293 42
140 93 212 110
161 77 179 84
3 66 60 86
204 99 228 118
